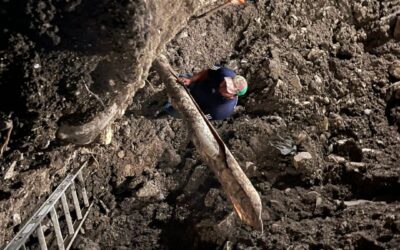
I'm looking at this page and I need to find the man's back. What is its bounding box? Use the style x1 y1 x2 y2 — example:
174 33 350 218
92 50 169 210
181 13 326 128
190 67 237 120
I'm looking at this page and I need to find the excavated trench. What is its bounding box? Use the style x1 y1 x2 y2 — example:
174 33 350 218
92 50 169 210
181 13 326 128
1 0 400 249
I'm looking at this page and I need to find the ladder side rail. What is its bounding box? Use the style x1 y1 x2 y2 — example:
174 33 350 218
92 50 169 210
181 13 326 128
49 207 65 250
61 193 75 235
70 182 83 220
65 203 94 250
77 171 90 208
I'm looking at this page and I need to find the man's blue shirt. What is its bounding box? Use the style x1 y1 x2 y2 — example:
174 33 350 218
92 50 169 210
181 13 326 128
190 67 237 120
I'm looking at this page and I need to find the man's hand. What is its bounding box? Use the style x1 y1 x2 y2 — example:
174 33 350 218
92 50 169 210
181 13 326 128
178 77 191 86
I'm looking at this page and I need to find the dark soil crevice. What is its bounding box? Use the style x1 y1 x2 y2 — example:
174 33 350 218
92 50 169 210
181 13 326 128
344 172 400 202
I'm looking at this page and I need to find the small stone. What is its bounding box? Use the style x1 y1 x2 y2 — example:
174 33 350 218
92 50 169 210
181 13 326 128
389 61 400 80
4 161 17 180
267 59 282 80
307 48 326 62
314 75 323 84
223 241 233 250
13 213 21 226
184 165 207 195
271 223 281 233
108 79 116 86
33 63 40 69
320 116 329 131
295 132 308 144
364 109 372 115
137 180 164 200
177 30 188 39
117 150 125 158
316 196 322 207
121 164 135 177
293 152 313 168
122 126 131 137
289 75 303 91
244 161 257 177
376 140 385 147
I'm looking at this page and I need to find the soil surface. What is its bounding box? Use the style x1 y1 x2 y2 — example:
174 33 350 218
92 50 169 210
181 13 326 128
1 0 400 249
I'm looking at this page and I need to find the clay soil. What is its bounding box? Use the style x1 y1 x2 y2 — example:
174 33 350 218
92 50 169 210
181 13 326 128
1 0 400 249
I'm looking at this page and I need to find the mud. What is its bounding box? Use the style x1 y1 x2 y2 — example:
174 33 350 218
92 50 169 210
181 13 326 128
1 0 400 249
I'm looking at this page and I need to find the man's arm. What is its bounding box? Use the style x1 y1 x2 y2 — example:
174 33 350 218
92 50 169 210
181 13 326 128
179 69 208 86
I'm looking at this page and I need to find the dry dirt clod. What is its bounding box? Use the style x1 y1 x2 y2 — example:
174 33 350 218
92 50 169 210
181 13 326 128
136 180 165 200
99 125 113 145
184 165 207 195
389 61 400 80
117 150 125 158
217 212 237 232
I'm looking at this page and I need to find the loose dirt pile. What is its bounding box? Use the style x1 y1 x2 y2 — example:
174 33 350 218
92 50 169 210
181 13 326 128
1 0 400 249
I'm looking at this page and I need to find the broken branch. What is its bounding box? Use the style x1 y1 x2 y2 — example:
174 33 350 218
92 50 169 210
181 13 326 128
154 56 264 231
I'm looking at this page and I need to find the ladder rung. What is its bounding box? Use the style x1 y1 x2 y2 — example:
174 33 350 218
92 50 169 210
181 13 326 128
36 224 48 250
71 182 83 220
50 207 65 250
61 193 75 235
77 171 90 208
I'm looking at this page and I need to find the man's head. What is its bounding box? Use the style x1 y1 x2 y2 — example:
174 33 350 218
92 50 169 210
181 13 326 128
219 75 248 99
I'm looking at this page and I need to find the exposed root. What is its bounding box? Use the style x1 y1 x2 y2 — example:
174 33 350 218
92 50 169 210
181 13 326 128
84 84 106 109
0 120 13 157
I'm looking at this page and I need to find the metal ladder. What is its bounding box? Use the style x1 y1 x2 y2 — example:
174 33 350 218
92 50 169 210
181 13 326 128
4 161 93 250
